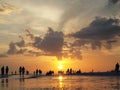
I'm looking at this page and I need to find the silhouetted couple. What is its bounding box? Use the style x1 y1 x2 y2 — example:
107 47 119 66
19 66 25 77
34 69 42 76
1 66 9 77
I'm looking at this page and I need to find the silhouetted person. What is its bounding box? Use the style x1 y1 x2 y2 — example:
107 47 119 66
26 71 29 75
70 68 72 74
39 69 42 75
115 62 119 73
19 67 22 76
1 66 4 76
22 67 25 76
66 69 69 74
6 66 9 76
36 69 38 76
76 69 81 74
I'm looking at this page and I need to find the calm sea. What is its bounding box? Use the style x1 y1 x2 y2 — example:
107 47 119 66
0 75 120 90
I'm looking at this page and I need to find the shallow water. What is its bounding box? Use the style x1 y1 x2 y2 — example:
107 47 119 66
0 75 120 90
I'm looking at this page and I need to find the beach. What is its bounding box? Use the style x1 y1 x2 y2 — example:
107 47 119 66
0 75 120 90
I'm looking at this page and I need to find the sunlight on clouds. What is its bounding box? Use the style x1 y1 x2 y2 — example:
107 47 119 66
39 6 63 23
0 45 8 53
0 2 22 14
29 6 63 22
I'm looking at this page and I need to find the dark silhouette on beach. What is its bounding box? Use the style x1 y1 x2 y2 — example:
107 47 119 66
26 70 29 75
66 68 81 75
19 66 22 76
33 69 42 76
1 66 4 76
0 62 119 78
115 62 119 73
6 66 9 76
46 70 54 76
1 66 9 77
36 69 39 76
76 69 82 74
39 69 42 75
22 67 25 76
19 66 26 77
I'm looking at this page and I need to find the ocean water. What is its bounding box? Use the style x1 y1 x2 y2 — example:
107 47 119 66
0 75 120 90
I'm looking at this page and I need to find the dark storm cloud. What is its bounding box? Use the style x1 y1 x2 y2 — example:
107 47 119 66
7 42 17 54
71 17 120 49
6 27 64 58
32 27 64 57
40 28 64 53
25 29 34 40
7 35 25 54
103 0 120 16
109 0 120 4
16 36 25 47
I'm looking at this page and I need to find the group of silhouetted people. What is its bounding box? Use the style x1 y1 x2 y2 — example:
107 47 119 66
0 63 119 77
34 69 42 76
1 66 9 76
19 66 25 77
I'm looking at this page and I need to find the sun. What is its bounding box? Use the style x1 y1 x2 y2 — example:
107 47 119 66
58 65 63 70
58 61 63 70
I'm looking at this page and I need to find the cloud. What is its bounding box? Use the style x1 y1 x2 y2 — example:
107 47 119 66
1 0 120 60
71 17 120 50
0 54 8 57
7 41 17 54
32 27 64 57
39 28 64 53
0 2 21 14
102 0 120 16
5 17 120 60
7 36 25 54
25 28 34 40
59 0 106 31
6 27 64 58
109 0 120 4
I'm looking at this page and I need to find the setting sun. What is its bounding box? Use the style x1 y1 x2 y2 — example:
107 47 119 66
58 65 63 70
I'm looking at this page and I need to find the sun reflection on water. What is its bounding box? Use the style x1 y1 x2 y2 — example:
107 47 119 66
58 76 63 88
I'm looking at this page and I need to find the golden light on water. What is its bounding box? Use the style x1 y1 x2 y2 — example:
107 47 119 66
59 76 63 81
58 76 63 88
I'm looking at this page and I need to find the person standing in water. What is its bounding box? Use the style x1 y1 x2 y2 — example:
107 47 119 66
1 66 4 76
6 66 9 76
115 62 119 73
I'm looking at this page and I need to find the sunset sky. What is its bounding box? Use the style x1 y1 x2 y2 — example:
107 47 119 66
0 0 120 74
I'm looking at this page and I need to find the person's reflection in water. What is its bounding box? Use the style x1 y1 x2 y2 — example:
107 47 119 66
19 77 25 86
116 76 120 90
1 79 4 88
19 77 24 82
1 78 9 88
6 78 8 88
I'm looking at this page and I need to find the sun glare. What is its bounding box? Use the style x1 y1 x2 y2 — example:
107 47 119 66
59 76 63 81
58 65 63 70
58 61 63 70
40 6 63 22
